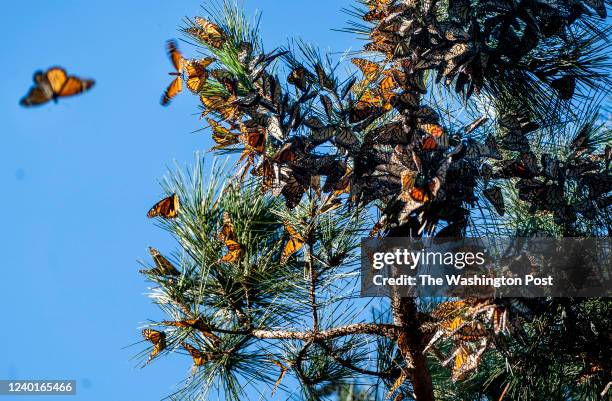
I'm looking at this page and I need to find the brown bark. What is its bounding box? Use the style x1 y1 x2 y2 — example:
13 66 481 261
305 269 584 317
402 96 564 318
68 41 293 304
393 296 436 401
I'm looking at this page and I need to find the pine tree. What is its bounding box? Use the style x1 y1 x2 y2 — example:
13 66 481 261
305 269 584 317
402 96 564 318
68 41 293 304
137 1 611 400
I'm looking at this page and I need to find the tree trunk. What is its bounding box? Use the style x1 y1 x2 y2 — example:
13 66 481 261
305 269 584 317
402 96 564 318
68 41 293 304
392 296 435 401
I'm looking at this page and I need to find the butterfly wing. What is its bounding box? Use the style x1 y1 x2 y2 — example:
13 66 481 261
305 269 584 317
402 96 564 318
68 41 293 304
142 329 166 363
183 342 206 366
148 247 180 276
45 67 68 94
167 40 183 73
19 72 54 106
281 222 305 262
221 240 242 263
185 59 211 93
193 17 226 48
483 186 505 216
147 193 179 218
161 76 182 106
56 76 95 97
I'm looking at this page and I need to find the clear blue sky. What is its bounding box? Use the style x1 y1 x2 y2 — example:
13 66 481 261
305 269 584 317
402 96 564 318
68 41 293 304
0 1 356 400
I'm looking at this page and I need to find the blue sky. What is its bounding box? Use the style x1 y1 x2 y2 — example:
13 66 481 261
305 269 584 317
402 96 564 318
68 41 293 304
0 1 356 400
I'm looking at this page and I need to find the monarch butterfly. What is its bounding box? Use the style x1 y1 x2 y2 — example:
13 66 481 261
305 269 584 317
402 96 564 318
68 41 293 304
335 127 359 149
208 118 239 150
281 221 305 263
147 193 179 219
422 135 439 151
239 121 267 158
217 213 242 263
420 123 444 137
142 329 166 364
333 168 353 196
493 152 539 179
221 240 242 263
271 144 297 163
320 94 335 120
500 129 530 152
190 17 226 48
483 186 505 216
201 94 240 122
20 67 95 107
399 169 418 200
184 58 215 93
161 40 184 106
379 75 397 103
139 247 181 276
315 63 335 90
363 9 386 22
350 91 383 123
352 58 381 82
287 67 309 91
218 212 237 242
391 91 420 110
162 319 221 344
211 69 238 96
182 342 207 368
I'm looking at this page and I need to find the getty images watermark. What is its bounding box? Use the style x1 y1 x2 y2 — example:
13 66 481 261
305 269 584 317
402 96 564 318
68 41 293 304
360 237 611 298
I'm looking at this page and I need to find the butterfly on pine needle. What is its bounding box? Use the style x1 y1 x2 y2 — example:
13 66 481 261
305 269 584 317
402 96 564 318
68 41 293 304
187 17 226 49
147 193 179 219
287 66 309 92
211 69 239 96
139 247 181 276
161 318 221 345
281 221 305 263
184 57 215 93
482 186 505 216
239 120 267 158
182 342 209 373
352 58 381 83
207 118 239 150
200 94 240 122
218 212 242 263
20 67 95 107
142 329 166 365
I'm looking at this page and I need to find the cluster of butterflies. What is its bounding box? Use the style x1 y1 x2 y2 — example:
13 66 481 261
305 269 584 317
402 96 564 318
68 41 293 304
422 298 541 381
358 0 607 101
168 9 610 247
142 323 215 371
142 192 251 369
145 193 244 263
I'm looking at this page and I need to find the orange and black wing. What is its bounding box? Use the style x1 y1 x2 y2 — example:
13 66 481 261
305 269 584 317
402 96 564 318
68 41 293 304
142 329 166 363
20 72 54 106
185 58 213 93
183 342 206 366
161 76 182 106
166 40 183 73
46 67 95 98
281 222 305 262
147 247 181 276
220 240 242 263
147 193 179 219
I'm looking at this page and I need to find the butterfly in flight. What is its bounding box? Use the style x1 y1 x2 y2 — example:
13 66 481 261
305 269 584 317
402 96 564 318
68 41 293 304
20 67 94 107
161 40 185 106
147 193 179 219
